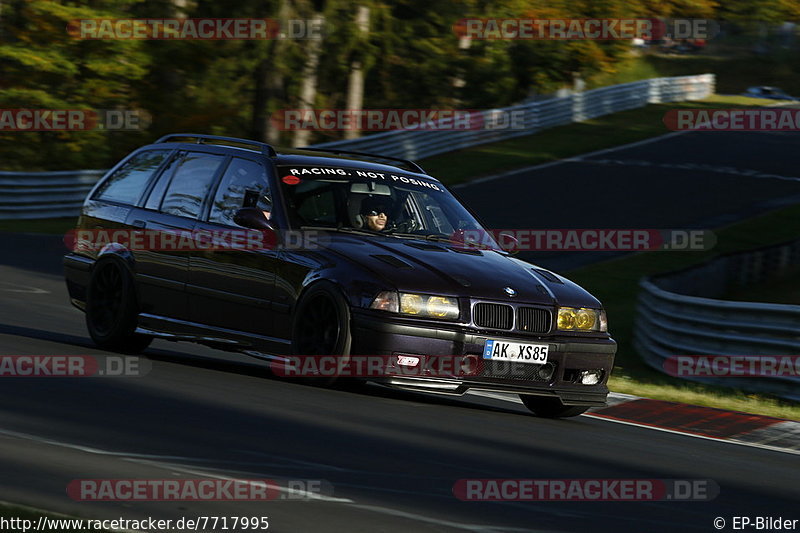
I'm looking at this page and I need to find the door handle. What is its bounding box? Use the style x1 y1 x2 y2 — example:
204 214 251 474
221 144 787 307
131 220 146 229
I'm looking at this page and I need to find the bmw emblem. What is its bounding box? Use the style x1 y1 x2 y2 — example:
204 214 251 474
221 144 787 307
504 287 517 297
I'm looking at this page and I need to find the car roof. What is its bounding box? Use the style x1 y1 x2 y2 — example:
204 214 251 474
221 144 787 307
148 133 431 178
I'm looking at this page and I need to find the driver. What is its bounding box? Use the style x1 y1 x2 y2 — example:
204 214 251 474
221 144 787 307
360 196 392 232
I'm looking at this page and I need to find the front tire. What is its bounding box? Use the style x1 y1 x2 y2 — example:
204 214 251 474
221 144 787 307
85 259 152 354
520 395 589 418
289 282 352 385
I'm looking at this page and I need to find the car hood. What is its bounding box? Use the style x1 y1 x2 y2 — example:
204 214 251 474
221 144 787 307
316 233 602 308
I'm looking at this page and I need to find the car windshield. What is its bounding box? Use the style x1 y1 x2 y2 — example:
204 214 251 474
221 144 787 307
276 165 499 248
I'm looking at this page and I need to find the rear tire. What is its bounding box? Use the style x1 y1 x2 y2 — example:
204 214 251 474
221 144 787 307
520 395 589 418
289 282 352 386
85 259 152 354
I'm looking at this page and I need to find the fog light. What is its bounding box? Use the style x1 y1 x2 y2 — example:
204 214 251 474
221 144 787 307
579 370 602 385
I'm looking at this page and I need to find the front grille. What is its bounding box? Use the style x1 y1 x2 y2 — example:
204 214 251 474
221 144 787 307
518 307 551 334
473 303 513 329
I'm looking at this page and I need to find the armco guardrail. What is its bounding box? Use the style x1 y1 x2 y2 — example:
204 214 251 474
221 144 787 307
0 169 106 220
0 74 714 220
634 237 800 401
312 74 715 159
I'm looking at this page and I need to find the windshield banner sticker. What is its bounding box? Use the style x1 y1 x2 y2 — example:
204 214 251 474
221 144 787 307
285 167 442 191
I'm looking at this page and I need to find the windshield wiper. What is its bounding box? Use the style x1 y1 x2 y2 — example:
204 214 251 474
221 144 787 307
424 232 501 251
384 232 477 246
424 233 471 245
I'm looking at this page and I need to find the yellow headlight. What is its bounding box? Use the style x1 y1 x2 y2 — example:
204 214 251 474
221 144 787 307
557 307 576 329
427 296 459 319
575 308 597 330
400 293 424 315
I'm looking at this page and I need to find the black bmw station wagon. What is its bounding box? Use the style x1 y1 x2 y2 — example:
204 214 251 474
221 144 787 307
64 134 616 418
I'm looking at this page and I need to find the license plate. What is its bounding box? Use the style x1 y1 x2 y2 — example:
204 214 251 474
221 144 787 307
483 339 549 364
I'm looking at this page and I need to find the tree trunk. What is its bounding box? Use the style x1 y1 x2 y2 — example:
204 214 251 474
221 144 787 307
251 0 288 144
292 13 326 147
251 58 270 142
344 6 370 140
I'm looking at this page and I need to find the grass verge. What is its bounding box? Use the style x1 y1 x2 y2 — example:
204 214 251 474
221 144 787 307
723 270 800 305
420 95 775 185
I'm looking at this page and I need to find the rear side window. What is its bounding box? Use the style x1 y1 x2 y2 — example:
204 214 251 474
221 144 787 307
208 158 270 226
160 152 226 219
94 150 170 205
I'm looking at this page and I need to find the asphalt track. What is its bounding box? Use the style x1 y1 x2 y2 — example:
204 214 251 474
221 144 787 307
456 130 800 270
1 131 799 532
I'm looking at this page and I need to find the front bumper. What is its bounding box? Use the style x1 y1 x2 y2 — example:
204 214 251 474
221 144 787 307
351 312 616 406
63 253 94 310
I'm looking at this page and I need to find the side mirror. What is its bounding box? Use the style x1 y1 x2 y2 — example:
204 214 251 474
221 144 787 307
233 207 273 231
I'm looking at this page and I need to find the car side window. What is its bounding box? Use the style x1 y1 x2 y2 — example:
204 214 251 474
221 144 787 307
294 182 337 225
208 158 270 226
159 152 226 219
143 151 183 211
94 150 170 205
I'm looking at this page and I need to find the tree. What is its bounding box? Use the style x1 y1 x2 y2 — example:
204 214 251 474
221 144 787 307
0 0 151 170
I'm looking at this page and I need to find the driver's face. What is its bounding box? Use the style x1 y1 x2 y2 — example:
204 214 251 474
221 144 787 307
365 212 387 231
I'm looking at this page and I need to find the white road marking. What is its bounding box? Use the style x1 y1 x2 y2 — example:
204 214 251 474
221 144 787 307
126 459 354 503
0 282 50 294
453 129 690 189
344 503 549 532
454 100 796 189
464 391 800 456
0 427 554 530
0 500 141 533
